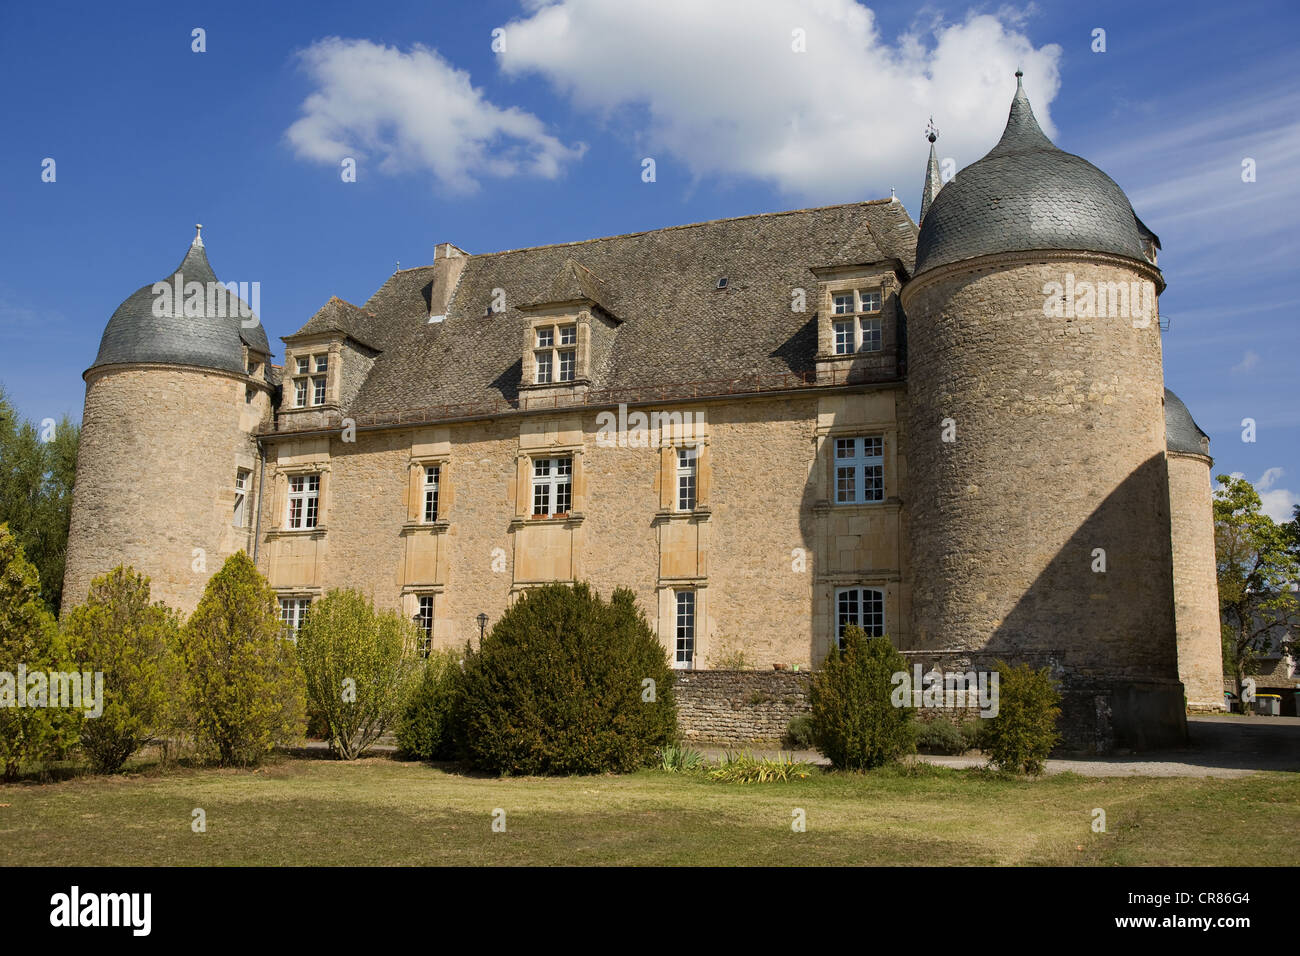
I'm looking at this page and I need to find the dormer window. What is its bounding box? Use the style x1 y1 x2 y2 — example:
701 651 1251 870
290 352 331 408
533 324 577 384
832 289 883 355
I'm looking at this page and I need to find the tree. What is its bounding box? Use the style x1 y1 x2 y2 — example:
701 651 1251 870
177 552 305 766
0 386 79 614
0 524 77 780
295 589 421 759
1213 475 1300 690
63 566 180 773
458 583 677 775
809 627 915 770
982 661 1061 775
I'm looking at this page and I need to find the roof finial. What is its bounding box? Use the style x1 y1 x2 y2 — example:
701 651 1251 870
193 223 204 248
890 185 896 200
925 115 938 144
1015 69 1024 88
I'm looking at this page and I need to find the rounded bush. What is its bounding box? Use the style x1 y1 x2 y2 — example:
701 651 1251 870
915 715 967 755
809 627 914 770
396 649 462 761
782 714 816 750
457 583 677 775
296 589 421 760
983 660 1061 774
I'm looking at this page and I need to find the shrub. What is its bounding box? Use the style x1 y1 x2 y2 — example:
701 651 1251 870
961 717 986 753
658 743 705 773
457 583 677 775
707 750 816 783
176 552 305 767
0 524 75 780
809 626 914 770
915 715 967 754
396 648 462 761
782 714 817 750
63 566 180 773
982 660 1061 775
296 589 421 759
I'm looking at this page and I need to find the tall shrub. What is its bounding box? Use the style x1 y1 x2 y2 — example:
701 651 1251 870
177 552 305 766
810 626 914 770
0 523 76 779
63 566 180 773
458 583 677 775
396 648 462 761
983 660 1061 775
295 589 420 759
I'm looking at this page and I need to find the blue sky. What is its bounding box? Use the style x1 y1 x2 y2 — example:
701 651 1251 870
1 0 1296 518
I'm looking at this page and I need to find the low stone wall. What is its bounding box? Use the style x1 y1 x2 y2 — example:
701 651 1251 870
673 659 1189 753
674 670 811 744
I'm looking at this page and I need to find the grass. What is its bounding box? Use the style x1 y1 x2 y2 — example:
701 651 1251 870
0 754 1295 866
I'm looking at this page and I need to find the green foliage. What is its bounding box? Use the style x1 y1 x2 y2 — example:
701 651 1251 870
915 715 968 754
458 583 677 775
1213 474 1300 688
295 589 421 759
657 743 705 773
706 750 816 783
782 714 817 750
983 661 1061 775
177 552 305 766
63 566 180 773
0 388 79 614
0 523 76 780
395 648 462 761
809 627 914 770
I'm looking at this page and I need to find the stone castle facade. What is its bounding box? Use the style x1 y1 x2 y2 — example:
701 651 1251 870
63 76 1226 750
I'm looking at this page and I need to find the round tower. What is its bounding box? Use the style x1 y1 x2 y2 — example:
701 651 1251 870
900 75 1186 750
1165 389 1226 711
63 227 274 615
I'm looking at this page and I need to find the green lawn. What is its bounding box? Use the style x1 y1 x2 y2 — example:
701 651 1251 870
1 755 1295 866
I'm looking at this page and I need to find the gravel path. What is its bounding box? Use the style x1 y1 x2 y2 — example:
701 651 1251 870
700 715 1300 778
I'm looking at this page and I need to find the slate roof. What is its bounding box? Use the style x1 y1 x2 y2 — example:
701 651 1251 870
334 200 917 419
92 234 271 378
1165 388 1210 456
915 75 1151 275
524 259 618 315
290 296 382 351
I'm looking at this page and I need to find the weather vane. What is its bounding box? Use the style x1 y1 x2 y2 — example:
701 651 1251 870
925 116 938 144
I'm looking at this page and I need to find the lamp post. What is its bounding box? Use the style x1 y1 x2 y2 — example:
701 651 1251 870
476 613 488 642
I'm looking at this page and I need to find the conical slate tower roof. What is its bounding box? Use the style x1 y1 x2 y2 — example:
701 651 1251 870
1164 388 1210 457
914 74 1151 275
91 227 269 376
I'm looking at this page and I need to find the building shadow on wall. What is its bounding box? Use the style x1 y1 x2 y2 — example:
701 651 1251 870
976 452 1185 750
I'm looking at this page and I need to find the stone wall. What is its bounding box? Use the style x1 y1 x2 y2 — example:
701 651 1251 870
1167 451 1227 710
63 364 267 616
257 391 904 669
900 252 1186 750
673 670 811 744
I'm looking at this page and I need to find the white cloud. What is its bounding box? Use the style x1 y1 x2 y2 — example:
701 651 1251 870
1231 350 1260 373
286 37 586 193
496 0 1062 204
1231 468 1299 523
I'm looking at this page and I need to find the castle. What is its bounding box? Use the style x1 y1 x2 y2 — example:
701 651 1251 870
63 75 1226 750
